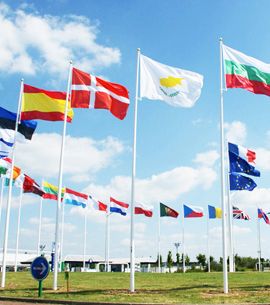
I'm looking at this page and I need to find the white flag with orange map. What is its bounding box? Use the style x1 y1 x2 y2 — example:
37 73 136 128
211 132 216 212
140 54 203 107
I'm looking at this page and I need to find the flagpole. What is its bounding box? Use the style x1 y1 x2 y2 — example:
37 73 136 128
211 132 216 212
83 212 87 270
14 185 23 272
37 196 43 256
53 61 72 290
105 211 110 272
207 212 210 273
60 200 65 268
182 212 185 273
0 178 4 229
257 215 262 272
158 207 161 273
130 48 140 293
219 37 229 293
1 78 24 288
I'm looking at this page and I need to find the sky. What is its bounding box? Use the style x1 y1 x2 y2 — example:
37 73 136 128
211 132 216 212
1 0 270 263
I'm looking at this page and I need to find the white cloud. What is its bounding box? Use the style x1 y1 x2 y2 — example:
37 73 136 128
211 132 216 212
193 150 219 167
230 188 270 208
233 224 251 234
0 3 121 77
255 148 270 171
16 133 125 181
224 121 247 144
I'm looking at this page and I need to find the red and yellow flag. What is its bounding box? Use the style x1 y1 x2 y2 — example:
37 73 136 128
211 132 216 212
21 84 74 122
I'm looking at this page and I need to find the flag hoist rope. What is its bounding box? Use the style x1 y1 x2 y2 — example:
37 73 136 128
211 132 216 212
1 79 24 288
53 61 73 290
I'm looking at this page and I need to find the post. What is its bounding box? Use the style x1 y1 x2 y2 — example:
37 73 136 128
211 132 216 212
158 210 161 273
0 178 5 228
38 280 43 297
130 48 140 292
105 212 110 272
207 214 210 273
53 61 72 290
14 185 23 272
1 79 24 288
257 216 262 271
83 212 87 270
60 200 65 268
219 37 229 293
182 214 185 273
37 196 43 256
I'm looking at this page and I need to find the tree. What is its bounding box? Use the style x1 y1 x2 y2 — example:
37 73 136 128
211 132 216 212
196 253 207 269
185 254 190 265
176 252 181 270
167 251 173 272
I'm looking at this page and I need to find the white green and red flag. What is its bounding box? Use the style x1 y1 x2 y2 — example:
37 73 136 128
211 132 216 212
223 44 270 96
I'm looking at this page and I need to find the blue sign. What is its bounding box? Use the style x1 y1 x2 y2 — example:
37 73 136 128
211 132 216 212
31 256 50 281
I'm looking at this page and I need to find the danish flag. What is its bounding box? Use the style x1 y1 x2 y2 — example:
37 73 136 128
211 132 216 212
71 67 130 120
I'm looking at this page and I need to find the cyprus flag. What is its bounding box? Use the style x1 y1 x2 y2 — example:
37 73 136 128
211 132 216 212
140 54 203 107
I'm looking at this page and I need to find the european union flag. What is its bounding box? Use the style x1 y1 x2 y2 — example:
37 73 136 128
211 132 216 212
229 173 257 191
229 151 260 177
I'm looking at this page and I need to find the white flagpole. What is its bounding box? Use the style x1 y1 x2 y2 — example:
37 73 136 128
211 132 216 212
182 211 185 273
37 196 43 256
219 37 229 293
60 200 65 268
83 212 87 270
14 185 23 272
1 78 24 288
207 211 210 273
0 178 5 228
53 61 72 290
257 215 262 271
105 211 110 272
158 206 161 273
130 48 140 293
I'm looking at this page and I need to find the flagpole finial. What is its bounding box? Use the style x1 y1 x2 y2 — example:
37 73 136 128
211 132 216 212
137 48 140 52
219 37 223 42
69 60 73 65
21 78 24 82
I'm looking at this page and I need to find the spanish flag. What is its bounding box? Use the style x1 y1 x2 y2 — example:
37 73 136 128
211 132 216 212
21 84 74 122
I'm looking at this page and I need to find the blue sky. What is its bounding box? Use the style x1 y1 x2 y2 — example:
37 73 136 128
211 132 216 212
1 0 270 262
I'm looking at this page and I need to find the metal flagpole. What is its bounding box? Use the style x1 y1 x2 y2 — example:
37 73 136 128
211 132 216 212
1 78 24 288
257 215 262 271
53 61 72 290
60 200 65 268
0 178 5 229
130 48 140 293
83 212 87 270
14 185 23 272
158 207 161 273
37 196 43 256
182 212 185 273
105 211 110 272
219 37 229 293
207 212 210 272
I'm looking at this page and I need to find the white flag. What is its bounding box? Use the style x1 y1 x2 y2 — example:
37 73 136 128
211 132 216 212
140 54 203 107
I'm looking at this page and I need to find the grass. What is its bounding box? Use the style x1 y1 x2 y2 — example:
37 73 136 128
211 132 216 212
1 271 270 303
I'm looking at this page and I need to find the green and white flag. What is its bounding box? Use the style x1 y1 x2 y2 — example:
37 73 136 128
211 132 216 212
140 54 203 107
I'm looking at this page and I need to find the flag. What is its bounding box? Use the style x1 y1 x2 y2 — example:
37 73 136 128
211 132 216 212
160 202 179 218
0 106 37 140
233 206 250 220
228 142 256 164
22 84 74 122
0 129 14 158
3 158 22 181
110 197 129 216
63 188 88 208
88 195 107 212
42 181 64 200
23 175 45 197
140 54 203 107
223 44 270 96
183 204 204 218
229 151 260 177
134 203 153 217
71 67 130 120
208 205 222 219
258 208 270 224
229 173 257 191
0 157 10 176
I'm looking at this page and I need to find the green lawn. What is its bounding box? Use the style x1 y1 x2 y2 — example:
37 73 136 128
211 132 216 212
1 271 270 303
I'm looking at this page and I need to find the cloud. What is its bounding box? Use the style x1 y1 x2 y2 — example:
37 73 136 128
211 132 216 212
0 3 121 77
16 133 125 182
230 188 270 208
193 150 219 167
224 121 247 144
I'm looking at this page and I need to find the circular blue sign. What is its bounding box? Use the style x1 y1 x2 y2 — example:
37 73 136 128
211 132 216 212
31 256 50 281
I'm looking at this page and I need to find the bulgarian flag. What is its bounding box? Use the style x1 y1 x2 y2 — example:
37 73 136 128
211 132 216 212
160 202 179 218
223 44 270 96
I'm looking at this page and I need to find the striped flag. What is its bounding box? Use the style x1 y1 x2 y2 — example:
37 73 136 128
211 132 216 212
110 197 129 216
135 203 153 217
63 188 88 208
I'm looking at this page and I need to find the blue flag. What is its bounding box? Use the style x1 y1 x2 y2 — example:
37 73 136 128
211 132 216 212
229 173 257 191
229 151 260 177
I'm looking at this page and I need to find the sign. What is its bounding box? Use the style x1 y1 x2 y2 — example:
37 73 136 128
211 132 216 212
31 256 50 281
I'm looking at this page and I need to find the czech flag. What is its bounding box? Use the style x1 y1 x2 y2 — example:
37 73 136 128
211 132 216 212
184 204 204 218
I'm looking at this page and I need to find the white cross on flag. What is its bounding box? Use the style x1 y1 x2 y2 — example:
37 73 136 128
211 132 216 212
71 67 130 120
